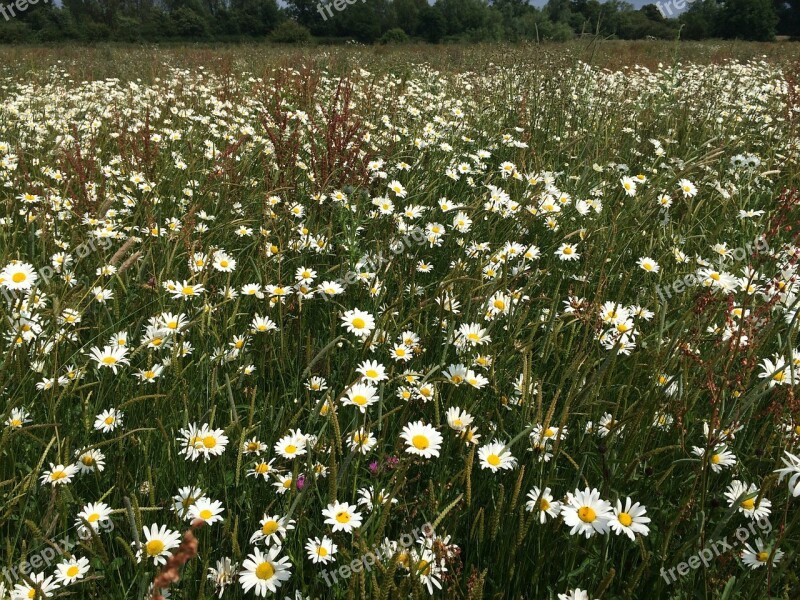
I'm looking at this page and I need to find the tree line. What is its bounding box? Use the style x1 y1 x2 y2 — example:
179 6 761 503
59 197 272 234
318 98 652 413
0 0 796 44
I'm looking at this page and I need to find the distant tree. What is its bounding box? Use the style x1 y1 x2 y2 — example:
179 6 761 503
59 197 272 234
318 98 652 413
418 4 446 42
719 0 778 40
680 0 720 39
270 19 312 42
230 0 282 36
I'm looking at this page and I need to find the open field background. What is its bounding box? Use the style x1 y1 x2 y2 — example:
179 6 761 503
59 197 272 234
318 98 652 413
0 41 799 599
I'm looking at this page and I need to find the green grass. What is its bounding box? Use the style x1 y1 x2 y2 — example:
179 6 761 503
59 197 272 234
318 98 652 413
0 42 798 600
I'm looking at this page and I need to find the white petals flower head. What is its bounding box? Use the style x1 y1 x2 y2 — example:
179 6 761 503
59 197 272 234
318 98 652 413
188 498 225 525
305 536 338 564
138 524 181 566
478 441 517 472
54 556 90 585
775 451 800 496
239 546 292 596
87 345 130 374
562 487 613 538
40 463 78 486
400 421 443 459
341 309 375 338
608 497 650 541
0 261 37 290
741 539 784 569
322 501 363 533
525 486 561 523
250 514 296 546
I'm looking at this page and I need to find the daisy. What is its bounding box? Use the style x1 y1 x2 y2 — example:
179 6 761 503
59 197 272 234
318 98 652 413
75 448 106 473
188 498 225 525
558 589 596 600
208 557 238 599
478 441 517 472
40 463 78 486
609 497 651 540
138 524 181 566
6 407 31 429
723 480 771 521
357 360 388 382
87 345 130 374
636 257 660 273
341 309 375 338
322 501 363 533
274 431 307 459
305 536 337 565
0 262 37 291
76 502 113 533
247 459 277 480
775 451 800 496
692 445 737 473
556 243 580 261
400 421 443 459
678 178 698 197
741 539 784 569
171 280 205 300
525 487 561 523
446 407 473 432
250 514 296 546
54 556 90 585
11 573 59 599
172 486 206 518
343 383 379 413
457 323 490 346
239 546 292 596
347 428 377 454
562 487 613 538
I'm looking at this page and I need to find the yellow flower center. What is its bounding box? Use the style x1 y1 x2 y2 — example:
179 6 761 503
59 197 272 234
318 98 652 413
81 455 95 466
352 318 365 329
366 369 378 378
757 551 769 562
145 539 165 556
66 565 80 577
51 470 66 481
87 513 100 523
336 511 351 523
262 520 279 535
199 509 213 520
618 512 633 527
412 435 429 450
578 507 596 523
352 396 367 406
317 546 328 557
285 444 297 453
741 498 755 510
12 272 26 283
102 356 117 365
255 561 275 580
182 286 195 295
487 454 501 466
711 454 721 464
540 499 550 511
104 416 115 425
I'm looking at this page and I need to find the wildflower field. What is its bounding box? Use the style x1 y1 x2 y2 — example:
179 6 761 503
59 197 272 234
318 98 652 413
1 42 800 600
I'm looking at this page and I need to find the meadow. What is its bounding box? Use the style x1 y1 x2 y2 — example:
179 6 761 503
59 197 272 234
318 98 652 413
0 41 799 599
